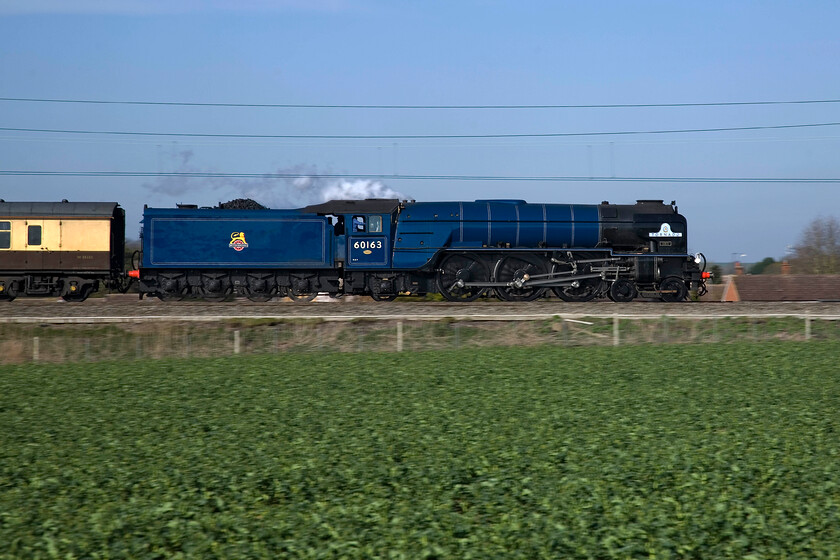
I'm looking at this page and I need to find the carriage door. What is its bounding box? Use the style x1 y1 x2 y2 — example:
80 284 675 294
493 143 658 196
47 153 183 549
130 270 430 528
25 220 45 270
347 214 389 267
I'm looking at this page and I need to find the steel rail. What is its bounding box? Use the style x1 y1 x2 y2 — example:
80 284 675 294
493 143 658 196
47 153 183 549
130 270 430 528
2 313 840 325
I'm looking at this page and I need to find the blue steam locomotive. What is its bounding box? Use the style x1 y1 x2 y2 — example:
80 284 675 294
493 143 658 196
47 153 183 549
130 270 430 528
133 198 708 302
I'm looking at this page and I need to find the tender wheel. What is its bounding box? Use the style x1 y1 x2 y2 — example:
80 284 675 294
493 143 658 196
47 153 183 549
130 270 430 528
608 279 637 303
288 291 318 302
244 278 275 302
493 254 547 301
198 276 230 302
244 288 275 302
436 253 489 302
199 287 231 302
157 287 188 301
659 276 688 302
370 292 398 302
156 276 188 301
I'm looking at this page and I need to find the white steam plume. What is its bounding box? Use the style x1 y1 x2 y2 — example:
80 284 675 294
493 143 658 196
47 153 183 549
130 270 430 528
319 179 404 202
142 150 409 208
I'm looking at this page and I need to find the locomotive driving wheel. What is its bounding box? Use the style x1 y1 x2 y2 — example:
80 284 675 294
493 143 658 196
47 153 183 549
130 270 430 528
552 279 602 302
493 253 547 301
436 253 489 302
550 256 604 302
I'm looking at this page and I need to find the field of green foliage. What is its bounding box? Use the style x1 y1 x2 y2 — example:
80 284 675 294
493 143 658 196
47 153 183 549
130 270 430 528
2 342 839 558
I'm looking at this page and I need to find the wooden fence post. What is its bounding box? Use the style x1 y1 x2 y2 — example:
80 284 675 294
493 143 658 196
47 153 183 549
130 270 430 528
613 316 620 347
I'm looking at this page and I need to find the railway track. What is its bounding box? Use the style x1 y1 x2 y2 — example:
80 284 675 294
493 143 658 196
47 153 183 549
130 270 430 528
3 295 840 322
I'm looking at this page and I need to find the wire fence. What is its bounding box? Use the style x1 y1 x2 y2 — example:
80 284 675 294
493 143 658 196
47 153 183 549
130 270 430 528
2 315 840 365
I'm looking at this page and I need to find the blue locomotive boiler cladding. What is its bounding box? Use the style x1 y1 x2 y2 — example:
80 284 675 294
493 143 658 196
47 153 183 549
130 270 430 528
132 198 707 303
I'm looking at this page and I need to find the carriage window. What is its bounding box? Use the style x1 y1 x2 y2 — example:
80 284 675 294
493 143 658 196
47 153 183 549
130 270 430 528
0 222 9 249
352 215 366 232
28 225 41 246
369 215 382 233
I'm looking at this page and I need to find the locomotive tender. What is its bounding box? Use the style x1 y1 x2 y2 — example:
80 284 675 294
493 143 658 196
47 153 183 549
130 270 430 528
133 198 708 303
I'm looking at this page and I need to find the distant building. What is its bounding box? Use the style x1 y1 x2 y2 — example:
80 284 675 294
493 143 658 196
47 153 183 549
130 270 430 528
716 274 840 302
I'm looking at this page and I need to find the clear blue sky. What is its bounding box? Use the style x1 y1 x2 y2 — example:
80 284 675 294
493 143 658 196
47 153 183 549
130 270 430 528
2 0 840 262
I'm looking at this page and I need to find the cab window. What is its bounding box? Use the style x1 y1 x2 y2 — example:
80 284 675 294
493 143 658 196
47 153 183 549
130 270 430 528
0 222 9 249
369 215 383 233
28 225 41 246
352 215 366 232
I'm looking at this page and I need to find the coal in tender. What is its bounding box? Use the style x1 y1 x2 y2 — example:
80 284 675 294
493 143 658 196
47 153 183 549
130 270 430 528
217 198 268 210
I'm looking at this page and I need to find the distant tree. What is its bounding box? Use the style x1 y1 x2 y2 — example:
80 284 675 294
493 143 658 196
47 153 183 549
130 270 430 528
749 257 775 275
790 216 840 274
709 264 723 284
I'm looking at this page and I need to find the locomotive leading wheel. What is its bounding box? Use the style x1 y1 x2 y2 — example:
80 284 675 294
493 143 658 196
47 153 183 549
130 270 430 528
608 279 638 303
370 292 398 302
436 253 489 302
659 276 689 302
493 254 547 301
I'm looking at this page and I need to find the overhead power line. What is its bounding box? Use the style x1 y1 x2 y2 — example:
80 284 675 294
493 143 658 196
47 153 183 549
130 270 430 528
2 96 840 109
3 122 840 140
3 171 839 183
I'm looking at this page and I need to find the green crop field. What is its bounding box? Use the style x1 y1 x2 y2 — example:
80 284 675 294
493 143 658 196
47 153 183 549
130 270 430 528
2 343 839 559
